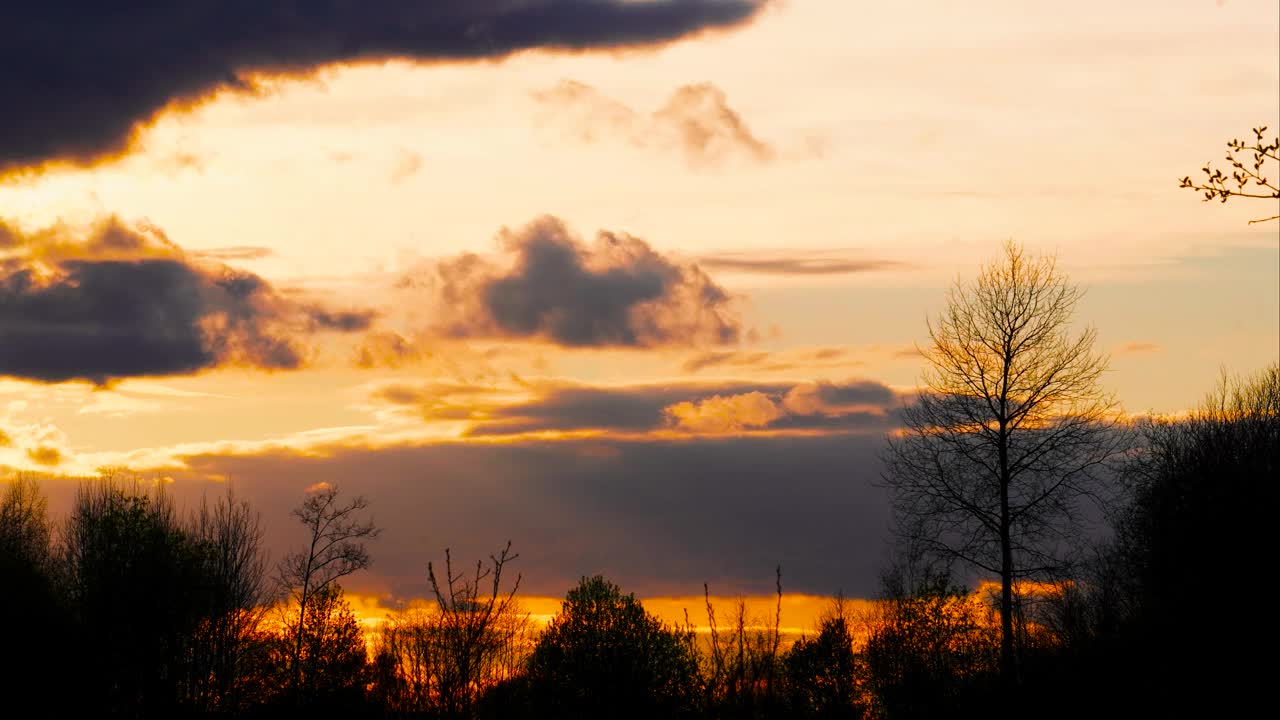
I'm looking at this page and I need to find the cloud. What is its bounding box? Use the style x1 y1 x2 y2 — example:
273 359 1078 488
681 346 859 374
2 1 770 172
421 215 742 348
371 377 902 437
390 148 424 183
1114 341 1163 355
25 447 62 467
0 217 373 384
666 392 784 432
534 80 774 167
192 246 275 261
695 250 909 276
353 331 426 369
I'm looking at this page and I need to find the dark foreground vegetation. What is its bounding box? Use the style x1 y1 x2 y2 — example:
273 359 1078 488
1 363 1273 718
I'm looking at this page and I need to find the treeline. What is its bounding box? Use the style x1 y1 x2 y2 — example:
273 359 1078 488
1 365 1274 718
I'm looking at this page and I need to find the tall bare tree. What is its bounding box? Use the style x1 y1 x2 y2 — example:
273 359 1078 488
881 241 1121 686
276 484 379 700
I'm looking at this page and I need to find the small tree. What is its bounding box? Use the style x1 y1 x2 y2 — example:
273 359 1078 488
182 490 270 714
783 596 868 719
288 584 370 708
1179 125 1279 224
276 484 379 701
525 575 701 719
862 567 998 718
425 542 529 718
881 241 1121 687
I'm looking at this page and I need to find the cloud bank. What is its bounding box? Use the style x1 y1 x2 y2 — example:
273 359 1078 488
165 432 892 598
2 1 770 172
370 377 903 436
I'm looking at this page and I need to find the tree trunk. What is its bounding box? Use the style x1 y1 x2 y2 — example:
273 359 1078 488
998 429 1016 691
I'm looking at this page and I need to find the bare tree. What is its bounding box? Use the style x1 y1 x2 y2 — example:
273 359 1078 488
881 241 1122 687
701 566 784 716
1179 125 1279 224
276 484 379 699
0 473 51 570
419 542 529 717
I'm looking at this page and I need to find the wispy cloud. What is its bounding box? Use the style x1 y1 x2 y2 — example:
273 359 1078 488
534 80 775 168
696 250 909 276
1114 341 1163 355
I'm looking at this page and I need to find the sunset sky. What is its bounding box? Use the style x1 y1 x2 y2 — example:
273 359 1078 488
2 0 1277 618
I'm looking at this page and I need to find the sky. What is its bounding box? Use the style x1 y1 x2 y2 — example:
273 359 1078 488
1 0 1277 616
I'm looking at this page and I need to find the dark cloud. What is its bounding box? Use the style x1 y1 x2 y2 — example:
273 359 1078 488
2 1 769 172
424 215 742 348
534 80 773 167
372 377 902 436
696 251 909 276
0 217 371 384
168 432 892 598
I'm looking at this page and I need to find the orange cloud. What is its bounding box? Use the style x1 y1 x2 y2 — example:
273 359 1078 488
666 391 784 432
1115 341 1163 355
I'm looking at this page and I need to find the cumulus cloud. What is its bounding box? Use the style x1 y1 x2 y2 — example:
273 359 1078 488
421 215 742 348
2 1 770 172
535 80 774 167
0 217 373 384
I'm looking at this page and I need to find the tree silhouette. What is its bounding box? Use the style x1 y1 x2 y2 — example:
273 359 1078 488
0 475 70 718
524 575 701 719
60 477 210 716
862 569 998 719
275 484 379 702
783 596 868 719
425 542 529 718
182 490 271 714
279 584 369 710
881 241 1121 688
1179 125 1279 223
701 567 785 718
1104 364 1278 715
